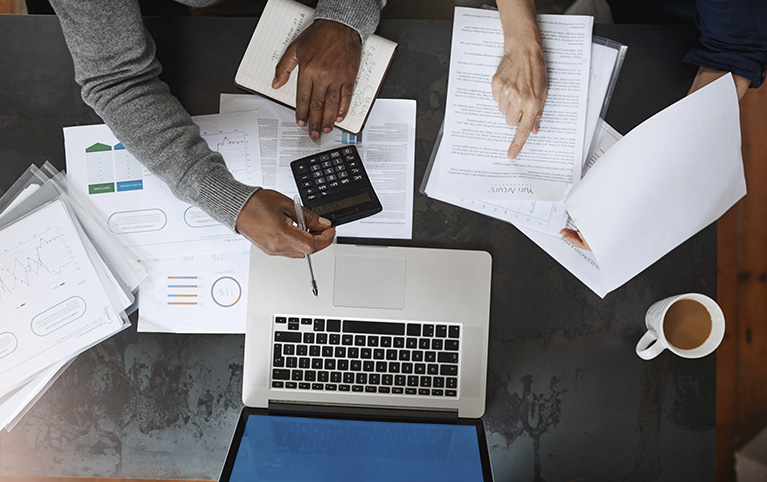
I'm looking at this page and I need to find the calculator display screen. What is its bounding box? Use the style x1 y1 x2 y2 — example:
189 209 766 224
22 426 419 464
313 192 372 216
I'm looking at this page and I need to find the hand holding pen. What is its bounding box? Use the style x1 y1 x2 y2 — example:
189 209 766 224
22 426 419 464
294 195 320 297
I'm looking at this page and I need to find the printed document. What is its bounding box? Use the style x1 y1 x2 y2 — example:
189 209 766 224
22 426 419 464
65 111 262 259
434 10 593 201
137 251 250 334
0 200 124 395
220 95 416 240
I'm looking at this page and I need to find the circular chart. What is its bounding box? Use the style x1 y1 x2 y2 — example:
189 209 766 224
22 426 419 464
210 276 242 307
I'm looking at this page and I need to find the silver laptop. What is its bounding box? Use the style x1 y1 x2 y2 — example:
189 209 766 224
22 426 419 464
242 244 492 418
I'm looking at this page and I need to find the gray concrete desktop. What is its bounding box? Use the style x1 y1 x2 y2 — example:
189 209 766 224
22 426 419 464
0 15 714 481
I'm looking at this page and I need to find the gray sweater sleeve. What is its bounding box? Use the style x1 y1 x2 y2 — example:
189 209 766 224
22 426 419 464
50 0 384 231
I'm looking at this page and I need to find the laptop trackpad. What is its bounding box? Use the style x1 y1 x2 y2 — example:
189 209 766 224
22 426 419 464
333 255 406 309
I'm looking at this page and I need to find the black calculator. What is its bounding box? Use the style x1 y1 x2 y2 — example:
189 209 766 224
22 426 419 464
290 146 382 226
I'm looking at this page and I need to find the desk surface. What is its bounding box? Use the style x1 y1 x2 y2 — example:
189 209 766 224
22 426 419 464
0 15 715 481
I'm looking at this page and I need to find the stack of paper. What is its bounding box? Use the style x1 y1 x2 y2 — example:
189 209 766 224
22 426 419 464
63 99 416 334
424 7 746 297
0 163 146 431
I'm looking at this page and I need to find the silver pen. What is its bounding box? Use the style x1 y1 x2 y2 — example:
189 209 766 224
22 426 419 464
293 195 318 297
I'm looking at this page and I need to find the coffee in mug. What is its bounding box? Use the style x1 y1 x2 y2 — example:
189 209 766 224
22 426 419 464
635 293 724 360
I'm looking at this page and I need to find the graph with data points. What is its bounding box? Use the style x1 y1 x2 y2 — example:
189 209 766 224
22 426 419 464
0 227 79 305
202 130 256 184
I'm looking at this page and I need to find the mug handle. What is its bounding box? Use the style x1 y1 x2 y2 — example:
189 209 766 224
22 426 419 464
636 330 665 360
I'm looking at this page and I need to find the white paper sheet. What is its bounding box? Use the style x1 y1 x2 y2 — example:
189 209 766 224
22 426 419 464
434 10 593 201
566 74 746 291
65 111 263 259
0 200 124 396
582 42 619 165
137 250 250 334
220 95 416 240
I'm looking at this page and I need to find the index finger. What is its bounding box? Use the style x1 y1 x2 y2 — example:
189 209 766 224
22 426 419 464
295 70 313 127
507 113 536 159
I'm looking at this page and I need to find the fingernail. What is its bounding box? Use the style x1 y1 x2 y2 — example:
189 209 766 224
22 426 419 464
319 217 331 226
310 131 320 140
323 127 331 134
271 79 279 89
297 120 306 127
336 116 344 122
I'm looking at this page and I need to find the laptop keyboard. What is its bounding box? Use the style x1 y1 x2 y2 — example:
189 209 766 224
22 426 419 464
271 316 461 398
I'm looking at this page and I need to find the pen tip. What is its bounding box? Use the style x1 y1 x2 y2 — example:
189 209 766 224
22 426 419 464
313 288 318 297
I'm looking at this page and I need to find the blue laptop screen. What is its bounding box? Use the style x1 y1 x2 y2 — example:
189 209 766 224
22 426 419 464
228 414 486 482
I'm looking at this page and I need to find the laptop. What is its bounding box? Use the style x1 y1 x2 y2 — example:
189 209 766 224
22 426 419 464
225 244 494 480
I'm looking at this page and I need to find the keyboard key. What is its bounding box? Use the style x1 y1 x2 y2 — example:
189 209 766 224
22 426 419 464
286 358 297 368
351 360 362 371
406 388 417 395
439 352 459 363
339 384 351 392
305 371 316 381
299 382 310 390
318 371 329 382
381 336 392 347
348 347 359 358
322 346 333 357
317 334 328 344
402 363 413 373
376 361 387 372
273 369 290 380
352 385 364 392
382 374 393 385
415 363 426 374
369 374 380 385
314 319 325 331
275 316 287 324
291 370 302 381
297 345 308 356
363 361 374 372
343 319 405 335
355 335 366 346
368 336 379 347
288 317 299 324
386 349 398 361
310 346 320 357
395 375 406 386
418 389 430 396
325 384 337 391
445 340 459 351
324 359 336 370
434 377 444 388
356 373 368 384
446 378 458 389
284 344 295 356
449 326 460 338
312 383 324 390
361 348 372 359
335 347 346 358
342 335 353 345
407 376 419 387
288 320 299 330
304 333 315 344
301 318 312 325
394 337 405 348
420 376 431 387
436 325 447 338
272 381 285 388
427 364 439 375
389 362 400 373
338 359 349 370
329 334 340 345
440 365 458 376
431 339 443 350
275 331 301 343
399 351 410 361
365 386 377 393
299 358 310 369
406 338 417 349
331 372 341 383
378 387 391 394
312 358 323 369
327 319 341 332
407 324 421 336
286 382 297 389
446 390 457 397
432 389 444 396
392 387 404 394
273 357 285 367
413 351 423 362
343 373 354 383
419 339 430 349
373 349 385 360
425 351 436 362
423 324 434 337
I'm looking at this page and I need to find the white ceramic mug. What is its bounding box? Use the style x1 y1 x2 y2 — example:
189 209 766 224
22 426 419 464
635 293 725 360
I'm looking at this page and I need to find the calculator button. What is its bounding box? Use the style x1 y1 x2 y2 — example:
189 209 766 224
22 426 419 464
332 158 343 165
317 184 327 191
305 187 316 195
322 160 332 168
330 151 341 158
343 147 353 154
307 194 317 201
295 162 308 173
345 155 355 162
328 181 340 189
327 174 337 181
335 165 346 172
311 164 321 171
348 161 358 168
315 177 325 184
353 175 363 182
300 174 311 182
324 168 334 175
319 154 330 161
340 178 351 185
320 190 331 197
339 171 348 178
301 181 312 188
309 157 319 164
313 171 323 178
351 168 361 174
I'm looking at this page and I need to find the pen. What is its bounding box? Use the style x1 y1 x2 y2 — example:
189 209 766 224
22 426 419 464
293 195 318 297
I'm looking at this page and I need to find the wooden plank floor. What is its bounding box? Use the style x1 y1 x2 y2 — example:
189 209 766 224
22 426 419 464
1 2 766 481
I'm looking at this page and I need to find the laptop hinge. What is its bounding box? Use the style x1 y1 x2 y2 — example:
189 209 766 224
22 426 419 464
268 400 460 420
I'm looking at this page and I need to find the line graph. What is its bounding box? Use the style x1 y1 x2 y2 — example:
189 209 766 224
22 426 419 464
202 130 255 184
0 227 79 304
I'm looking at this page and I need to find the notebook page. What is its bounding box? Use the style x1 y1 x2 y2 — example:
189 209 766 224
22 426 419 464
234 0 397 134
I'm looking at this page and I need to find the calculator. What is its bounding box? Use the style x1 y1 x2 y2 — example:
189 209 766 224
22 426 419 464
290 146 382 226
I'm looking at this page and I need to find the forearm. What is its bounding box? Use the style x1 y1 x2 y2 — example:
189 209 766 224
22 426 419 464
315 0 385 42
497 0 541 55
50 0 258 230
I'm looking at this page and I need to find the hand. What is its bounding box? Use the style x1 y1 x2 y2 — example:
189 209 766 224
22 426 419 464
235 189 336 258
493 0 547 160
272 19 362 140
688 67 750 100
560 228 591 251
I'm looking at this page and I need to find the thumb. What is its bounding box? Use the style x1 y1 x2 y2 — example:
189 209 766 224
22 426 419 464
302 207 332 231
273 44 299 89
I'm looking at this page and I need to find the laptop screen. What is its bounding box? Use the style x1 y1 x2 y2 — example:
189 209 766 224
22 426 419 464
220 409 492 481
